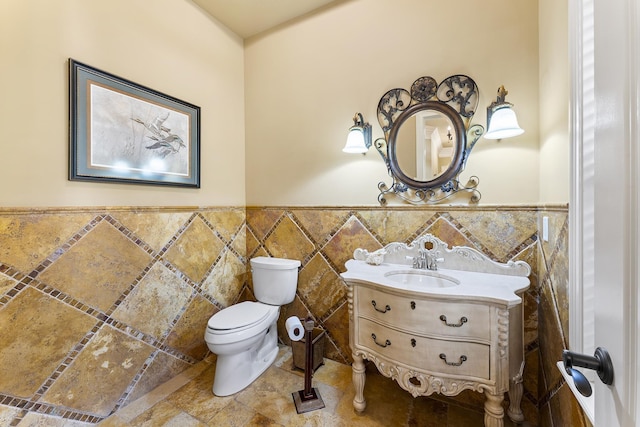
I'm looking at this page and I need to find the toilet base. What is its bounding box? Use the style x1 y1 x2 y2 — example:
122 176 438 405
211 327 279 396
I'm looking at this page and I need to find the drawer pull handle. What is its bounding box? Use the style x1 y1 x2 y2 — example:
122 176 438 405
371 333 391 348
371 300 391 313
410 301 416 310
411 338 416 347
439 315 468 327
439 353 467 366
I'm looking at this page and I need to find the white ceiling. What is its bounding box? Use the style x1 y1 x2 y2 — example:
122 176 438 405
191 0 339 39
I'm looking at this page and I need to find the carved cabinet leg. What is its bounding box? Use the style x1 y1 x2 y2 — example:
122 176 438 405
484 392 505 427
352 353 366 412
507 362 525 422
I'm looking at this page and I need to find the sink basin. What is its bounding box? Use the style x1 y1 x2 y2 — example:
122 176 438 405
384 270 460 288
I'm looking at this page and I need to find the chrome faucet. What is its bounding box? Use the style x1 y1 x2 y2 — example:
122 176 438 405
412 250 427 269
412 250 442 270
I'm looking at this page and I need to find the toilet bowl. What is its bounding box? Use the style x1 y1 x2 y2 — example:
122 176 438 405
205 301 280 396
204 256 300 396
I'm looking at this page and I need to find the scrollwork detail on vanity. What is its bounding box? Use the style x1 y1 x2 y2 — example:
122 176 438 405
354 348 487 398
353 234 531 277
497 309 509 359
342 234 531 427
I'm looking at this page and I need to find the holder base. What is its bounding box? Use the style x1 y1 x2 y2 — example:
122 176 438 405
292 388 325 414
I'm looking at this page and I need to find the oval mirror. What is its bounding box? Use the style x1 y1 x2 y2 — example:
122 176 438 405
374 75 484 205
387 102 466 190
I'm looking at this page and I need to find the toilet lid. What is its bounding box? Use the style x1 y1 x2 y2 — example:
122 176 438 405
207 301 273 331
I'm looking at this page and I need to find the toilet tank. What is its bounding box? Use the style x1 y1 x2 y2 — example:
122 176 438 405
250 256 300 305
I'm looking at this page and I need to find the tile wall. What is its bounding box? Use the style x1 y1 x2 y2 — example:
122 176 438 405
0 205 586 426
0 207 245 425
536 208 591 427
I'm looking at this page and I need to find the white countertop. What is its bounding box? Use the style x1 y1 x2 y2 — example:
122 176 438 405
341 259 530 307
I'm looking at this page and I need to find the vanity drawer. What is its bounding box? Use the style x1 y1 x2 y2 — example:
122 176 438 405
357 318 490 379
356 286 490 340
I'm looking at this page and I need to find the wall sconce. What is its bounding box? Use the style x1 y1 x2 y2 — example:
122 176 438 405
343 112 372 153
484 86 524 140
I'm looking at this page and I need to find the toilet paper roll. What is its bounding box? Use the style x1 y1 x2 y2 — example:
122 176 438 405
285 316 304 341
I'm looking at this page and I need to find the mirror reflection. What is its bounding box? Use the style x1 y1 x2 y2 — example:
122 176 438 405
395 110 456 181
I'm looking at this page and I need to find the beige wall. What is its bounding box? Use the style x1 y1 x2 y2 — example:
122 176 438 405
1 0 569 208
244 0 541 206
539 0 570 203
0 0 246 207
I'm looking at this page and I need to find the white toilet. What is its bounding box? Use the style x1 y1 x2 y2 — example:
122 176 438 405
204 256 300 396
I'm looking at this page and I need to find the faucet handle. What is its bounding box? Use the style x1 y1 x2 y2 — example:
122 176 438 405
427 256 444 270
406 255 419 268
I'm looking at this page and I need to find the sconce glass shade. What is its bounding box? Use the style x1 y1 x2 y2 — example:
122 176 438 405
484 105 524 140
343 113 372 153
343 129 369 153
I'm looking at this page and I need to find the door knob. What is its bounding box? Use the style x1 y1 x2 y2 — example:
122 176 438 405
562 347 614 397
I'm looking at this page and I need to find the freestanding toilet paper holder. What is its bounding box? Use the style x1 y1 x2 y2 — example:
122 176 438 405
290 317 325 413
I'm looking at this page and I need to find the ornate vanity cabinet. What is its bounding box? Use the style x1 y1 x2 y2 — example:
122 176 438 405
341 235 530 427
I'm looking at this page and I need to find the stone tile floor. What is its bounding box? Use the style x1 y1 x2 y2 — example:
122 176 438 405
99 346 534 426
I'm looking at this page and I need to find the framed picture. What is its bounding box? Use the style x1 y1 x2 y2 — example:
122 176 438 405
69 59 200 188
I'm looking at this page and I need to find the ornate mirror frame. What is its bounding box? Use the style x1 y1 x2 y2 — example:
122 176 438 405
375 75 485 205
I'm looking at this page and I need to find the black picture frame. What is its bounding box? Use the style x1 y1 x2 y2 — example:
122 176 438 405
69 59 200 188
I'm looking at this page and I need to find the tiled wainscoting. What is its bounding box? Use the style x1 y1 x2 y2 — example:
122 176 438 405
0 205 588 426
0 207 246 425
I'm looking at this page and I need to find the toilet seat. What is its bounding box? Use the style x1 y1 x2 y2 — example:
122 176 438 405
207 301 274 334
205 301 279 347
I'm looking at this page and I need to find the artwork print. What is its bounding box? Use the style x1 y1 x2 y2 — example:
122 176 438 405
69 59 200 187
